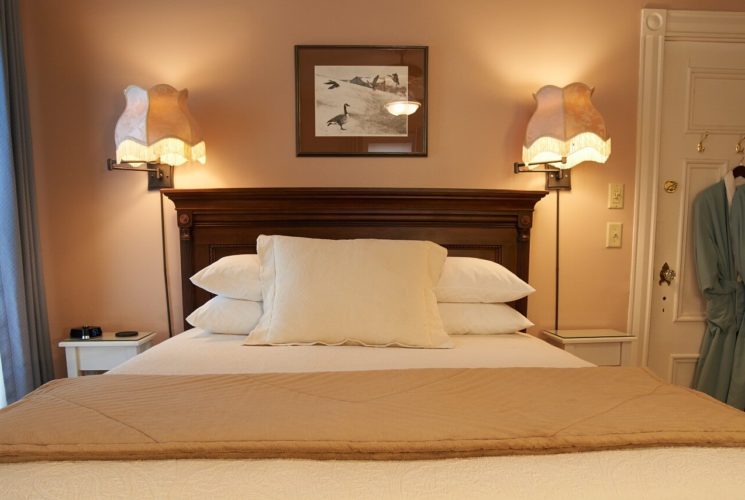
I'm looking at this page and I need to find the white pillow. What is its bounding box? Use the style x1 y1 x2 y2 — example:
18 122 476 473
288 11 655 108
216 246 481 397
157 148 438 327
438 303 533 334
245 235 452 348
190 254 262 301
186 296 262 335
435 257 535 303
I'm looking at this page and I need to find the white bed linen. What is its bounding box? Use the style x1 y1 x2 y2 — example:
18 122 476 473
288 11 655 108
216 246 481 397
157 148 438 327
5 331 744 498
2 448 744 499
110 328 592 375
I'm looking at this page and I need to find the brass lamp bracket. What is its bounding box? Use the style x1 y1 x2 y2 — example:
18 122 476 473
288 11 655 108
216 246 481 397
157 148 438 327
513 158 572 190
106 158 174 190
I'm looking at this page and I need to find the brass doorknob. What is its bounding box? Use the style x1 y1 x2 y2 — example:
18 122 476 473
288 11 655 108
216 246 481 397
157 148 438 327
659 262 676 286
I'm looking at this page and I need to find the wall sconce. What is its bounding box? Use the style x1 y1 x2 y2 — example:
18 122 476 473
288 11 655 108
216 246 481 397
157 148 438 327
107 84 206 190
513 82 611 332
513 82 611 190
385 100 421 116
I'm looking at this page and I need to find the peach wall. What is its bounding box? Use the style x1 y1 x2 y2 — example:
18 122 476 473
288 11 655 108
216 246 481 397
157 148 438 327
19 0 745 377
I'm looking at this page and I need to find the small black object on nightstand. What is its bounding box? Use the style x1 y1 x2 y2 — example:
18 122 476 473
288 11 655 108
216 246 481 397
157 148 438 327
115 331 139 338
70 326 103 339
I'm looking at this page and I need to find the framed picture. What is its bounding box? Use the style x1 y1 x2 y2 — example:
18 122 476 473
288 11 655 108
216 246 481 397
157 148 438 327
295 45 428 156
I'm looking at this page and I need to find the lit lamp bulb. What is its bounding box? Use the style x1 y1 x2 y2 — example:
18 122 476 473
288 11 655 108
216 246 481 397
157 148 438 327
385 100 421 116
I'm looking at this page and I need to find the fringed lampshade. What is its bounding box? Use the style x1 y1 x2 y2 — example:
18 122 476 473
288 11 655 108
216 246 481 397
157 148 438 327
114 84 206 166
522 82 610 169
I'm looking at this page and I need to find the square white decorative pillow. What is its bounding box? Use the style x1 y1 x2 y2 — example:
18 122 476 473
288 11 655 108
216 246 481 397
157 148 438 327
190 254 262 301
435 257 535 303
245 235 452 348
186 296 262 335
438 303 533 334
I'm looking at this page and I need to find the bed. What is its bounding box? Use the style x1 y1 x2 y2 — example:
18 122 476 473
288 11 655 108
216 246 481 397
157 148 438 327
2 187 745 499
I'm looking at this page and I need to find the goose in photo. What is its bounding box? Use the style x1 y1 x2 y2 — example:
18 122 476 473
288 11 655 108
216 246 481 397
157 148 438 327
327 103 350 130
325 80 339 89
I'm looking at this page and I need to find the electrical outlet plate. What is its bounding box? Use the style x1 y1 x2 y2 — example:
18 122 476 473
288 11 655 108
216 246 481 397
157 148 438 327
608 183 624 209
606 222 623 248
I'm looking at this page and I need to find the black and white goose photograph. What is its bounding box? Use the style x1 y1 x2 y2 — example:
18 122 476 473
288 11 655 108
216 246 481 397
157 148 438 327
314 65 409 137
295 45 427 156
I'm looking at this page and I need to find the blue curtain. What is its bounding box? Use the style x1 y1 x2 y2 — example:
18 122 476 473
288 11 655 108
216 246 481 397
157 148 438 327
0 0 53 405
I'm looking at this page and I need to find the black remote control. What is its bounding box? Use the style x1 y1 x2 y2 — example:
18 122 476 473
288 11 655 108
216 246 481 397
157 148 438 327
115 331 138 337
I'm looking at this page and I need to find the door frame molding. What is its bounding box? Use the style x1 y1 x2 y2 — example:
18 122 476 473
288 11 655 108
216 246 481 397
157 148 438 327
629 9 745 366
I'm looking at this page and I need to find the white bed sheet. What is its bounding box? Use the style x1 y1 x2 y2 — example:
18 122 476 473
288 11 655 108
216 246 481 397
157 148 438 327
2 448 744 499
110 328 592 375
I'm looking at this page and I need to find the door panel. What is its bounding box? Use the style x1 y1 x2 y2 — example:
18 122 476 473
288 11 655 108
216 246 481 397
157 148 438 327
689 68 745 132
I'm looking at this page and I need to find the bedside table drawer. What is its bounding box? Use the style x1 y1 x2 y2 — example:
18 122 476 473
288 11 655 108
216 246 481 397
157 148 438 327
564 342 622 366
76 345 142 371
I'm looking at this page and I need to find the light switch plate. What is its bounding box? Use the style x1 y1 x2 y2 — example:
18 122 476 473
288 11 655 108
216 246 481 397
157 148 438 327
608 183 624 209
606 222 623 248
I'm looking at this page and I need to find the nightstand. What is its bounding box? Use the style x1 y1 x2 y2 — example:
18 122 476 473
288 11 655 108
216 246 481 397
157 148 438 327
59 331 157 377
541 329 636 366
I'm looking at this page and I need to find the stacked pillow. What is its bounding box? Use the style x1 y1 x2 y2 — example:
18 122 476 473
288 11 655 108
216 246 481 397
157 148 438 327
435 257 535 334
186 254 264 334
187 236 535 345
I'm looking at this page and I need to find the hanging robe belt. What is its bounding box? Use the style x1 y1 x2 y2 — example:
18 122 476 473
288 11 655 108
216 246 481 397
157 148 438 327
703 281 745 332
706 280 742 296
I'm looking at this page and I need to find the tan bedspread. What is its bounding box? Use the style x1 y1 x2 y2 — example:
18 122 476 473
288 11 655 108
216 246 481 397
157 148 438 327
2 367 745 463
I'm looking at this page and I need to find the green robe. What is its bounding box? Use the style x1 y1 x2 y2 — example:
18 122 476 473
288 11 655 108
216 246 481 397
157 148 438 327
692 178 745 409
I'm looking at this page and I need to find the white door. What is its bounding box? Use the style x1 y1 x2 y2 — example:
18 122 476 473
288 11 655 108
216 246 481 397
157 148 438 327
646 40 745 385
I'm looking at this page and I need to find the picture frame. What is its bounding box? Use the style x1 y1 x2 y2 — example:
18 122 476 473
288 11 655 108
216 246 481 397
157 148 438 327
295 45 428 156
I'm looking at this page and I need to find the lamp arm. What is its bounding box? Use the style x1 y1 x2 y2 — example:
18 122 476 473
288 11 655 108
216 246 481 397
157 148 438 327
513 157 572 189
513 157 567 173
107 158 166 178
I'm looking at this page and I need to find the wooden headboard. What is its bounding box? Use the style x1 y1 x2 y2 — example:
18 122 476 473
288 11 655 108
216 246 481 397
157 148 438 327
163 188 547 323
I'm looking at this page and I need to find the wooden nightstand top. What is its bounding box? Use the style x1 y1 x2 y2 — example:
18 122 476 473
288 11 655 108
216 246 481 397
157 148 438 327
542 329 636 345
58 331 156 348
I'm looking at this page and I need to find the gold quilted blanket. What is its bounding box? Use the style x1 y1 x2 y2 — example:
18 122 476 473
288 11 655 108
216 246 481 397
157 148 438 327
2 367 745 462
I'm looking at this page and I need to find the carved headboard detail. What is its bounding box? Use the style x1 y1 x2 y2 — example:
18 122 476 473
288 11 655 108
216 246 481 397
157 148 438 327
163 188 547 326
